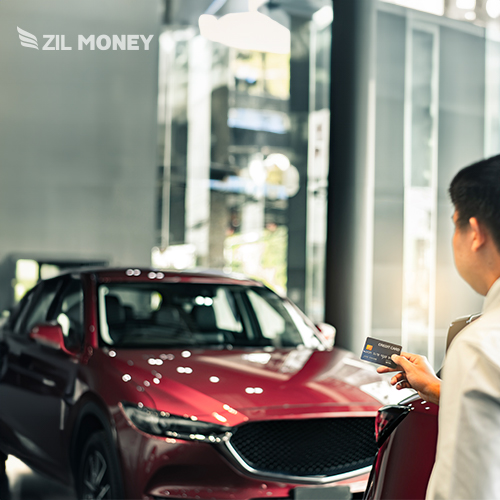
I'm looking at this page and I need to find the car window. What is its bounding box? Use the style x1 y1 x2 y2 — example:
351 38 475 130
11 288 37 335
212 287 244 333
97 282 320 349
245 289 303 347
23 279 62 335
52 278 84 350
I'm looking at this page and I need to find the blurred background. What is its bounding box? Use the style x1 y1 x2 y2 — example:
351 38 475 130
2 0 500 374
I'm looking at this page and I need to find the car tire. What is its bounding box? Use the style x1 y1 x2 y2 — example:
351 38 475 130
0 451 8 500
0 450 6 478
77 430 124 500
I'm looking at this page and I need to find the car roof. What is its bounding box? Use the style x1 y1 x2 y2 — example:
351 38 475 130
57 267 263 287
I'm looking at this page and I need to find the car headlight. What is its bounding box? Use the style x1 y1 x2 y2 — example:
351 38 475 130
120 402 233 443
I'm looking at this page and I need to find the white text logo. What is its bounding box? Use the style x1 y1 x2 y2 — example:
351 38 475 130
17 27 154 51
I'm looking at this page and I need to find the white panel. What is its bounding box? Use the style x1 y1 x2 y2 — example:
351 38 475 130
185 35 212 265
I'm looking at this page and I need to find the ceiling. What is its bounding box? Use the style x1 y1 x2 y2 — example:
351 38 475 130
164 0 332 26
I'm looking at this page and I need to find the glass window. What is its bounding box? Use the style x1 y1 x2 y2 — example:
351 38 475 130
53 279 84 350
97 282 320 350
372 4 486 370
11 288 36 335
246 289 286 340
154 1 333 320
23 279 61 334
14 259 39 304
212 287 243 333
379 0 444 16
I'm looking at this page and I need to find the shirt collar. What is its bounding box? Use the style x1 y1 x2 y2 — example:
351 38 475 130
483 277 500 313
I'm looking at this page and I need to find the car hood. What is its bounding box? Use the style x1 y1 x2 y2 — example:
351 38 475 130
104 346 386 426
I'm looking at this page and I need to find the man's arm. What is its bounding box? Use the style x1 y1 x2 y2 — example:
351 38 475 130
377 352 441 405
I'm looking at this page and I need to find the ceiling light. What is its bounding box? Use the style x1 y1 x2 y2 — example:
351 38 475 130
456 0 475 9
312 6 334 29
487 0 500 18
264 153 290 171
199 8 290 54
464 11 476 19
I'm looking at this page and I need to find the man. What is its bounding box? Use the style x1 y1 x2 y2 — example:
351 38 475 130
377 155 500 499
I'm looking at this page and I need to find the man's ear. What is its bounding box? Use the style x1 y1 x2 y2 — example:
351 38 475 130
469 217 487 251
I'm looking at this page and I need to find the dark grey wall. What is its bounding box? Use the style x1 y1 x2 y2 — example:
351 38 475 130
0 0 161 266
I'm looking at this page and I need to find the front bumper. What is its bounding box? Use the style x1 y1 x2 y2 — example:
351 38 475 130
116 417 371 500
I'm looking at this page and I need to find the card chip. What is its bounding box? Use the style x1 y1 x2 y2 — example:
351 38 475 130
360 336 402 368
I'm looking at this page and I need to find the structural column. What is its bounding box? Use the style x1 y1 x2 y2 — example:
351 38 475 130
325 0 377 353
287 16 310 313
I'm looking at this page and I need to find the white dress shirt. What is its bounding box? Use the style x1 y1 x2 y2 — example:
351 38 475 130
426 277 500 500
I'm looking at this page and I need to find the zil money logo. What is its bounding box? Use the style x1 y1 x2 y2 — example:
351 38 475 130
16 26 154 51
17 27 39 50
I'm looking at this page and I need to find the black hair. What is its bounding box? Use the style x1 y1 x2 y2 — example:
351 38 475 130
449 154 500 251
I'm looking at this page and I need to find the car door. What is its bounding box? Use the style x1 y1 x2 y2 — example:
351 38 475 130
0 276 82 479
0 279 60 462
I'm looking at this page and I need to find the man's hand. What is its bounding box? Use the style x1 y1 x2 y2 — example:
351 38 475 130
377 352 441 405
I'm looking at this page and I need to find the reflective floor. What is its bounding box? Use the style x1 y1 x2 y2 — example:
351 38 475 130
1 456 76 500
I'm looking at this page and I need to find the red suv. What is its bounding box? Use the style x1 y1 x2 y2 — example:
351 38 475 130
0 268 387 500
363 314 480 500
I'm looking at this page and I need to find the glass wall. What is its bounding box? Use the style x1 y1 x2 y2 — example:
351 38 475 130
401 21 440 363
372 1 493 369
155 0 331 320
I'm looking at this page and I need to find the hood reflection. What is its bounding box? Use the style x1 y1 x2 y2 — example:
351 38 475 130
105 346 385 422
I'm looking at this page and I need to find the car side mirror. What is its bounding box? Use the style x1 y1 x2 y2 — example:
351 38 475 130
315 322 336 349
29 323 78 356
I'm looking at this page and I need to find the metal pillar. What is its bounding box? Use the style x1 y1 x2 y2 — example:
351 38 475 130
325 0 377 353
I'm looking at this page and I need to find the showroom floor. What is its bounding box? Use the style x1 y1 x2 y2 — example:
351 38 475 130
1 456 76 500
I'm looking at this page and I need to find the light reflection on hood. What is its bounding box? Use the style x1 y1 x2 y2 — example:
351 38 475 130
103 346 385 422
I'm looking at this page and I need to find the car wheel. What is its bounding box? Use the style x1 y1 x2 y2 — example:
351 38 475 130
77 431 124 500
0 342 8 381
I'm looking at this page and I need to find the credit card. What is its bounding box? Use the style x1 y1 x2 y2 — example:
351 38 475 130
360 337 402 368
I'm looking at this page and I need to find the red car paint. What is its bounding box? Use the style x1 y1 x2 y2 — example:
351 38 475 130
364 395 438 500
0 268 386 499
364 315 482 500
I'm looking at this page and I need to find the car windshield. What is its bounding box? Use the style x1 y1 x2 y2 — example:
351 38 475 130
98 282 321 349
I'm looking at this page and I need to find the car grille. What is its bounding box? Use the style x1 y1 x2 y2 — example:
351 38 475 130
228 417 377 478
